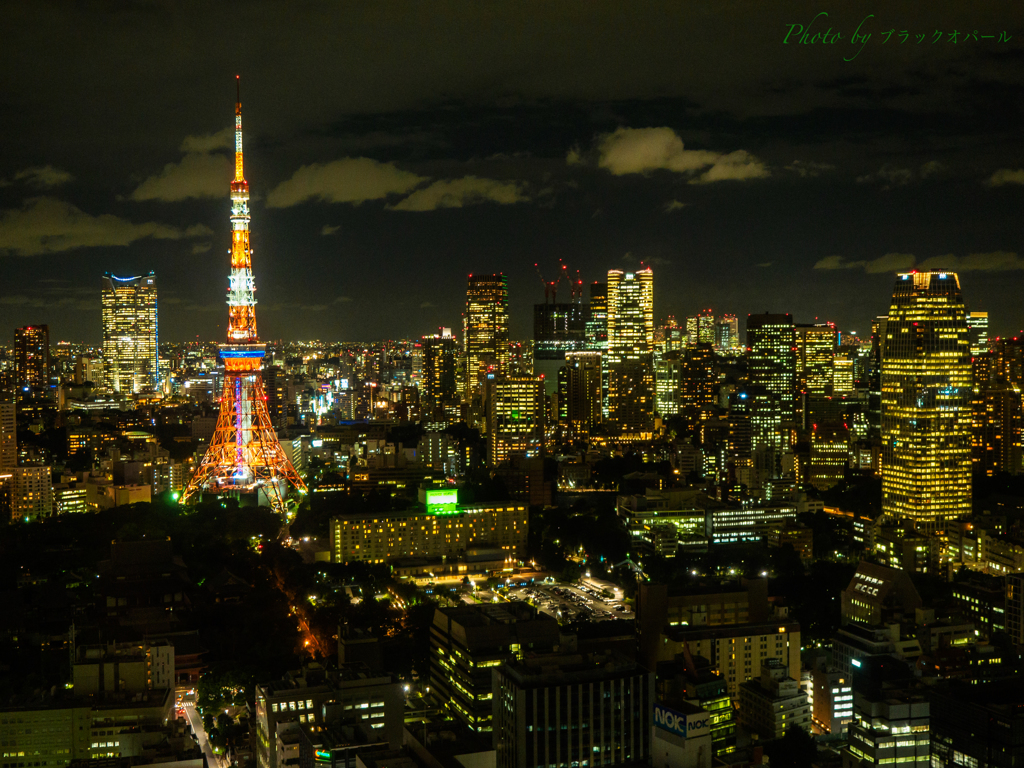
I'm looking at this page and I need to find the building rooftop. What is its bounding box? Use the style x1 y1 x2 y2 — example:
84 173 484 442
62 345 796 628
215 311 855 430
663 620 799 643
500 651 641 687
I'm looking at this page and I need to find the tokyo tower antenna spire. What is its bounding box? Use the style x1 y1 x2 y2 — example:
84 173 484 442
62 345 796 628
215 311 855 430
183 77 307 513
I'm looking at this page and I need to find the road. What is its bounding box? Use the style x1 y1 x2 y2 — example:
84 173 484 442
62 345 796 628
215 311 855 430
183 700 226 768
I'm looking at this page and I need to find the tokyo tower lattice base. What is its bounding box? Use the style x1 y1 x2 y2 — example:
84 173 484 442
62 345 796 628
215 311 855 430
182 349 306 514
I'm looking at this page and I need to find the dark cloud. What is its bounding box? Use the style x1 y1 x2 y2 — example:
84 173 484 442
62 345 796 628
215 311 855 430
0 1 1019 340
13 165 74 189
0 197 212 257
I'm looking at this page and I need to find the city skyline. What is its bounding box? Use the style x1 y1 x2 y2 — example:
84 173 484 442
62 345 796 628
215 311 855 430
3 5 1024 766
0 3 1021 343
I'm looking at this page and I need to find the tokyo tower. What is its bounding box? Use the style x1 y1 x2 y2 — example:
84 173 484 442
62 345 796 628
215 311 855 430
182 77 307 512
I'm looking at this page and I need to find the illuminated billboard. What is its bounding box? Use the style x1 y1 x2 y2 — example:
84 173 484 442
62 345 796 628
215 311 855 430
653 704 710 739
425 488 458 514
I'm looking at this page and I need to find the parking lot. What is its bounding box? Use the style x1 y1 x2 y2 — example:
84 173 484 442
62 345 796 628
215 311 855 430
506 581 633 624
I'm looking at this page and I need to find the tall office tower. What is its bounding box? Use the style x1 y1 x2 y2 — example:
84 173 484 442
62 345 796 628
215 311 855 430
183 80 306 513
656 316 686 353
14 325 50 394
263 365 289 430
680 343 717 430
966 311 989 357
654 351 683 417
585 281 608 351
746 313 797 424
716 314 740 351
101 274 158 395
606 269 654 434
686 309 715 346
508 340 534 376
463 274 510 395
729 386 783 490
485 374 545 465
421 328 458 411
832 352 856 394
867 315 889 437
557 351 602 440
971 379 1023 476
992 337 1024 388
0 402 15 471
809 422 850 491
881 270 972 533
796 322 837 396
533 301 587 391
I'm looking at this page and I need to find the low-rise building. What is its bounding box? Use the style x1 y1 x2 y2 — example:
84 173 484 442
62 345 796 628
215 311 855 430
874 525 940 575
430 603 560 734
950 573 1006 639
12 465 52 520
737 659 811 739
493 652 654 768
0 688 176 763
655 654 736 757
651 700 714 768
705 502 799 545
929 680 1024 768
843 693 929 768
73 639 175 694
331 490 527 564
840 561 923 627
655 621 801 702
810 664 853 736
254 663 402 768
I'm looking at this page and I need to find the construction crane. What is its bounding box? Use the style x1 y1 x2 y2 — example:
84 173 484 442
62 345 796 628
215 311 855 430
534 260 584 303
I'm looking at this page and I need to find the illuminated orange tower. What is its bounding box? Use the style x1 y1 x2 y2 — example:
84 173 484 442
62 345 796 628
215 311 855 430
183 77 306 512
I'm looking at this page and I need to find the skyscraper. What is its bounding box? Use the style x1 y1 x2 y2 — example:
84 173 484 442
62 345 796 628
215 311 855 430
971 379 1022 476
809 422 849 491
680 343 717 430
533 301 587 391
795 323 837 397
654 351 683 417
485 374 545 465
101 273 158 395
881 270 972 533
967 311 989 357
463 274 510 395
585 281 609 417
13 325 50 395
421 328 458 412
606 268 654 435
557 351 602 440
687 309 715 346
585 281 608 351
746 313 796 424
0 402 15 471
716 314 740 352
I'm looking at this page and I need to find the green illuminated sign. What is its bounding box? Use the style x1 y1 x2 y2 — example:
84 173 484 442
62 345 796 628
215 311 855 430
426 489 458 506
426 488 459 514
315 749 331 762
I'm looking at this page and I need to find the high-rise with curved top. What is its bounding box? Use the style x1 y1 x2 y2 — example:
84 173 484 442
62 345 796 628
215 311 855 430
880 270 972 534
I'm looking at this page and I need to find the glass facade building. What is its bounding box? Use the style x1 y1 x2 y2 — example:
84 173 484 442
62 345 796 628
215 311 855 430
606 268 654 435
463 274 510 395
101 272 158 395
880 270 972 534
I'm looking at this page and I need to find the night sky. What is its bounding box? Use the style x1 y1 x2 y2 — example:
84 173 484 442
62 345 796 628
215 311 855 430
1 1 1022 344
